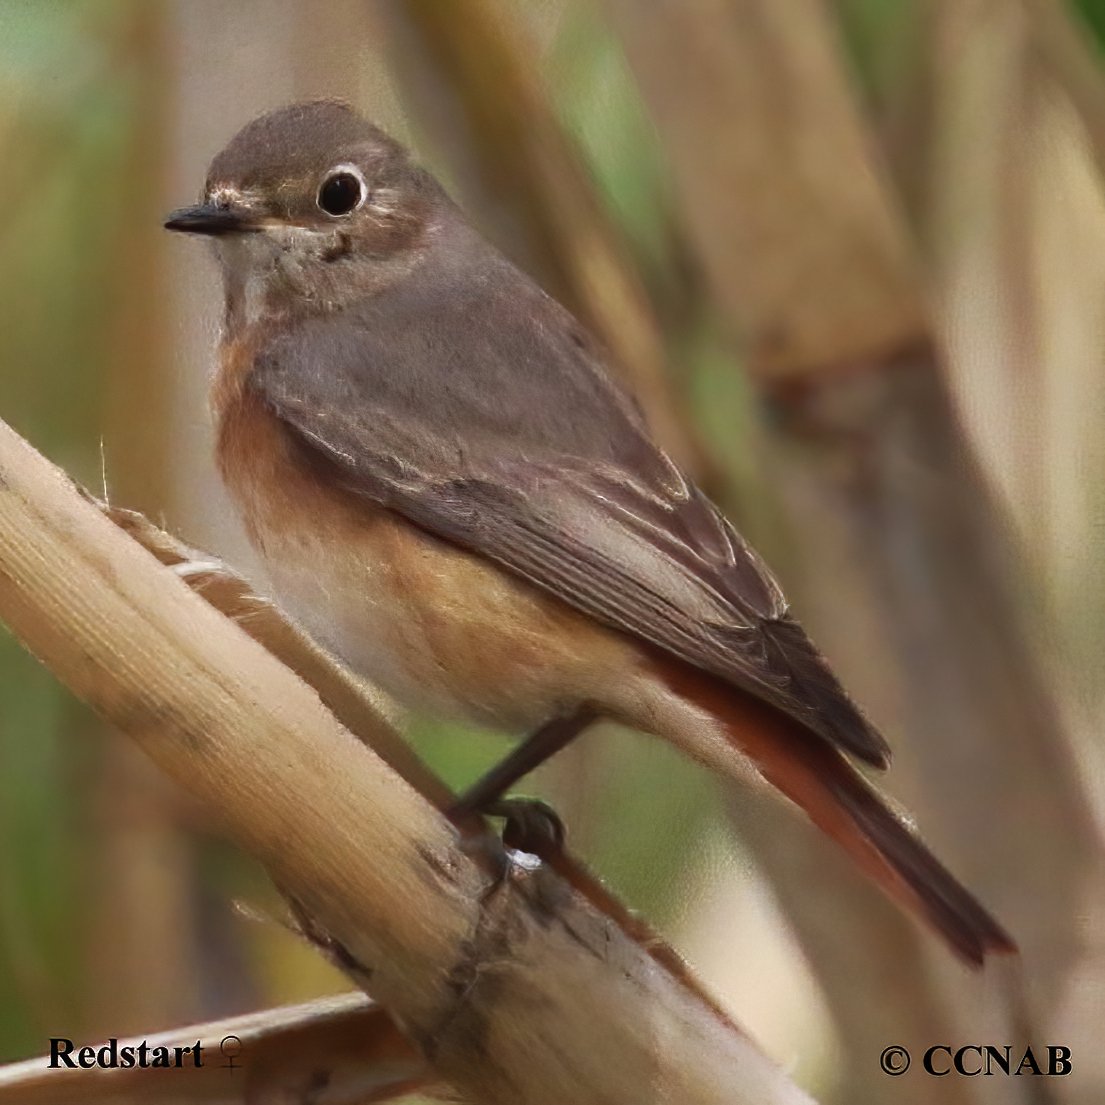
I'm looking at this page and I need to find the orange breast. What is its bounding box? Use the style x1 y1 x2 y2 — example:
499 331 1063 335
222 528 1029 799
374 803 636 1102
212 335 639 732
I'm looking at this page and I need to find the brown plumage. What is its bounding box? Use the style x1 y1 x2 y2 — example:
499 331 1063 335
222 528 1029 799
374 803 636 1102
169 99 1015 964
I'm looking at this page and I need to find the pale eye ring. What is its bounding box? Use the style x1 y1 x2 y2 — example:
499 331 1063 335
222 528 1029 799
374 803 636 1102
317 165 366 217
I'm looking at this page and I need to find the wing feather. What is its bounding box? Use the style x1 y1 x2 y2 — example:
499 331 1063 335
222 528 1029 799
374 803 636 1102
252 244 890 767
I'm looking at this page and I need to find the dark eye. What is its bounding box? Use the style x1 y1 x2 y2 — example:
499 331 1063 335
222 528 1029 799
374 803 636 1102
317 171 364 216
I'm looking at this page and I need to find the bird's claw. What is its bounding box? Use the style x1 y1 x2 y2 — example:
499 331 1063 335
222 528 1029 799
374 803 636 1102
485 796 566 862
452 796 567 901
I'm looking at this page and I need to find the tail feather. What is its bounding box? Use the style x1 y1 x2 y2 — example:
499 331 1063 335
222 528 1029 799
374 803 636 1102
656 662 1016 965
816 759 1016 964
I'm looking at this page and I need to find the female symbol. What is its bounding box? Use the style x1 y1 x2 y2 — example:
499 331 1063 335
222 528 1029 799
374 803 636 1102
220 1035 243 1071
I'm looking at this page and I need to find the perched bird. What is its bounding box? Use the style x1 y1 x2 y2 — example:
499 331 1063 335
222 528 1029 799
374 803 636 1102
165 99 1014 964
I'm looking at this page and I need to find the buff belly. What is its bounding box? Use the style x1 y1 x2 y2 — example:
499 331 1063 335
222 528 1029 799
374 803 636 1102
256 510 640 731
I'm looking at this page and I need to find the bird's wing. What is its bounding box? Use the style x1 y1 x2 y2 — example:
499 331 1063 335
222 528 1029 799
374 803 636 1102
251 252 889 767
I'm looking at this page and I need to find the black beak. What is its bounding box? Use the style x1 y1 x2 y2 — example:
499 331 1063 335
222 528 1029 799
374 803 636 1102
163 202 259 236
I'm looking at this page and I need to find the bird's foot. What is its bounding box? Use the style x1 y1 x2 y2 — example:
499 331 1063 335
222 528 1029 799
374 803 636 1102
451 796 567 901
485 796 566 862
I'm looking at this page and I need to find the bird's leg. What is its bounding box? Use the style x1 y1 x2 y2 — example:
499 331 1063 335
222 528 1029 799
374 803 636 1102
449 707 598 860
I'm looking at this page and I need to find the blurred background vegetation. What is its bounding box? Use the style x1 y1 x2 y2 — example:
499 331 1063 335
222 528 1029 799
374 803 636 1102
1 1 1104 1102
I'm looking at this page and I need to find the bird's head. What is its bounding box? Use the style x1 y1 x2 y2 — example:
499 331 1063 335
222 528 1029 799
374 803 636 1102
165 100 445 326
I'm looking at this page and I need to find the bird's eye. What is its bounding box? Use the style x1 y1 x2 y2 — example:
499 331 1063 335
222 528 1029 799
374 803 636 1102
317 170 364 217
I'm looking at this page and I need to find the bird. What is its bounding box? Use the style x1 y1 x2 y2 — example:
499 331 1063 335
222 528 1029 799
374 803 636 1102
164 99 1014 965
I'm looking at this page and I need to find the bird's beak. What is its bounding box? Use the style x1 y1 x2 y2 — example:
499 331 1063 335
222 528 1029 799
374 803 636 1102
163 201 261 236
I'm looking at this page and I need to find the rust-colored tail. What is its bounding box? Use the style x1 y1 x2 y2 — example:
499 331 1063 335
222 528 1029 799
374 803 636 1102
658 663 1016 965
